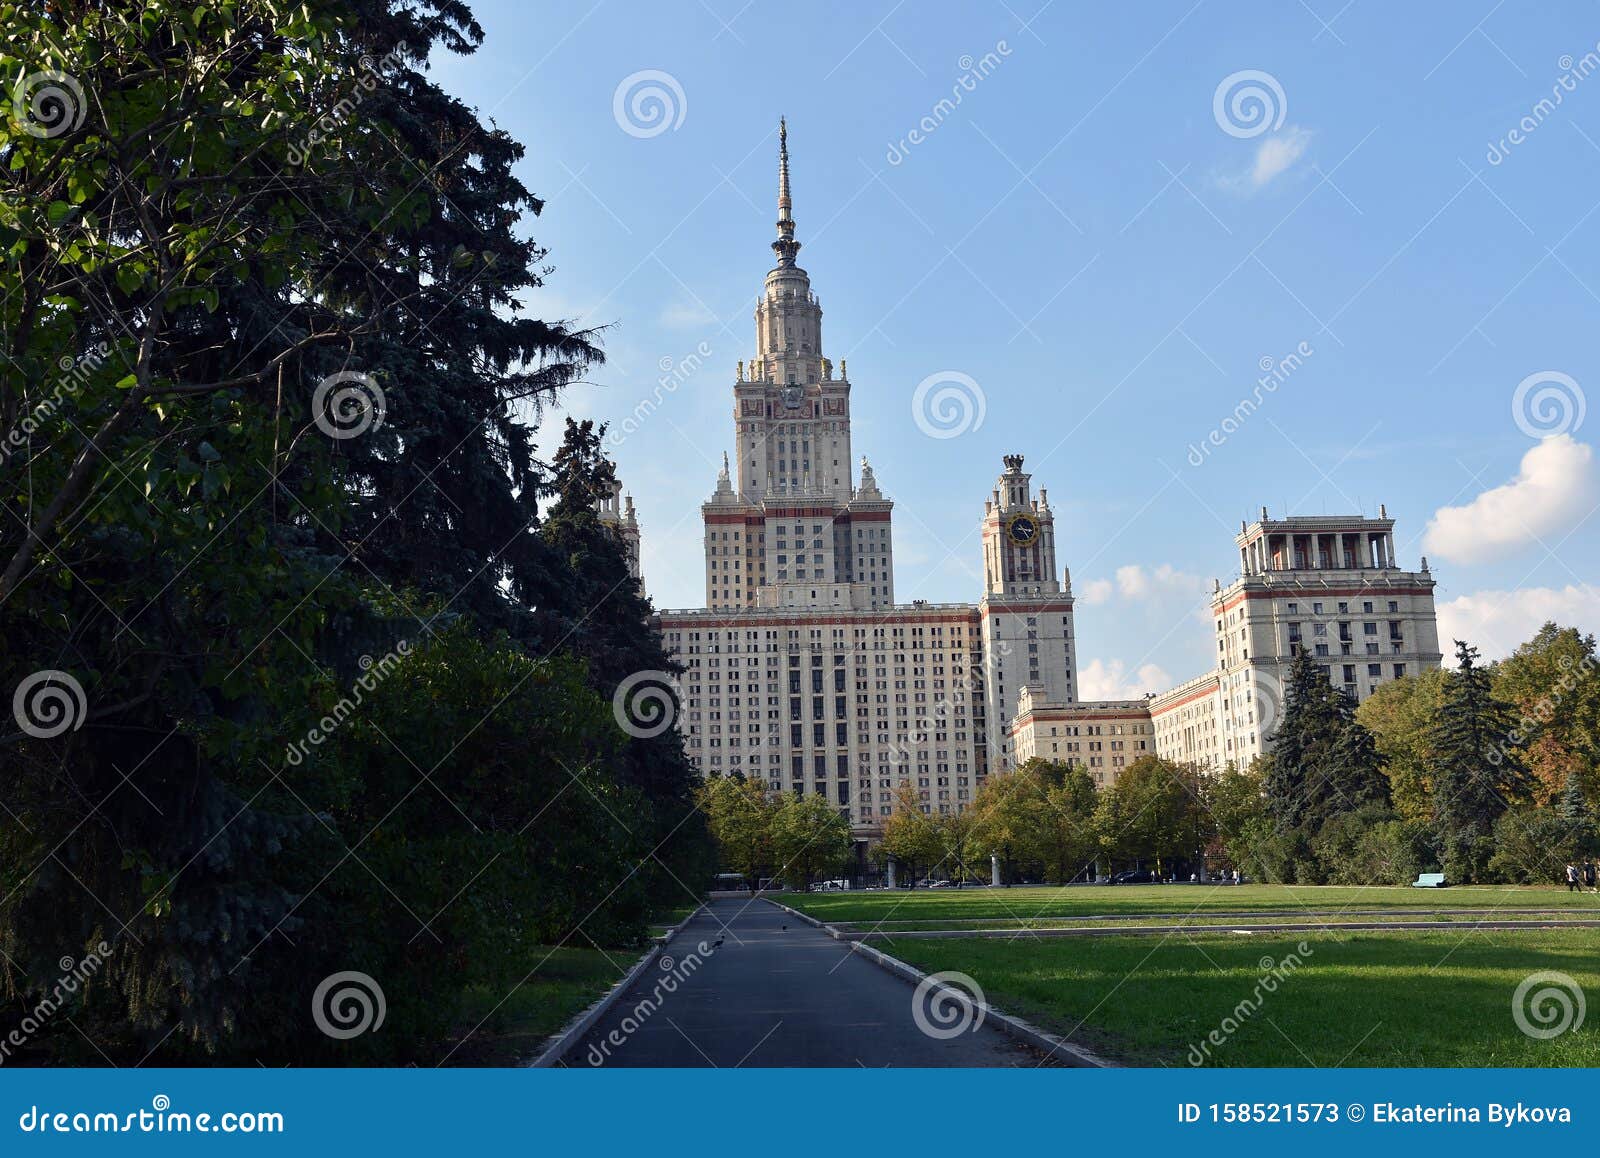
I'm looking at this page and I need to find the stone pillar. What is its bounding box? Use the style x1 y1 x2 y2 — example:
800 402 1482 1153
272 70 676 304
886 857 897 890
991 853 1001 888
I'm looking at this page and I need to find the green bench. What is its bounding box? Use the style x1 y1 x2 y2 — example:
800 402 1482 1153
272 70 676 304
1411 872 1447 888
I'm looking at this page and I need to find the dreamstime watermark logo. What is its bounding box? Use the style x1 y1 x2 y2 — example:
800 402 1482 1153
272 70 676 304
911 970 986 1039
612 70 686 139
1487 46 1600 166
286 44 409 165
284 642 411 766
1188 944 1313 1064
885 40 1013 165
312 971 386 1040
1511 370 1585 439
1252 669 1285 735
0 942 112 1065
12 670 87 739
12 70 86 139
1213 70 1287 139
911 371 985 439
613 670 677 739
584 940 718 1065
1512 970 1585 1040
604 341 713 451
1187 341 1313 466
312 370 386 440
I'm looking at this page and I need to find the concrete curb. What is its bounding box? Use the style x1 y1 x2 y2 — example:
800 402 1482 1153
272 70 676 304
765 898 1114 1068
529 902 707 1068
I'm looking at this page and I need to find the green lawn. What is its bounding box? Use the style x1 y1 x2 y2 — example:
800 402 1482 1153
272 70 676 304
778 883 1600 926
882 928 1600 1067
855 911 1600 932
442 946 638 1066
446 902 705 1064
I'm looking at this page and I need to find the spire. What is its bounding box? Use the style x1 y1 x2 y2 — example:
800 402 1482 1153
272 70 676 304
772 117 801 267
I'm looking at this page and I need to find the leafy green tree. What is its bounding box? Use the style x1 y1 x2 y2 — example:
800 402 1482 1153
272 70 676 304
1492 623 1600 803
1357 668 1451 822
1094 757 1204 876
770 793 852 891
969 758 1097 883
1203 763 1267 869
968 767 1035 883
1488 807 1577 884
931 808 983 884
880 782 940 882
699 775 777 886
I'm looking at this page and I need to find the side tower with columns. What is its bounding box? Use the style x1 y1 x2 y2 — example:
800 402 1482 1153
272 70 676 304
1209 506 1442 767
596 478 642 590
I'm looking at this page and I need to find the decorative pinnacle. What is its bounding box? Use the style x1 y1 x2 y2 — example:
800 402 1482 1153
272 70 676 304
772 117 801 267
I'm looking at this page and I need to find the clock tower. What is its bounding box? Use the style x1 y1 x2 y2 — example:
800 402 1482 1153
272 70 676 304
978 454 1079 772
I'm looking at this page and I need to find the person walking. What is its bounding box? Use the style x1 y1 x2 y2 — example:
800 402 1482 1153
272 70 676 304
1585 860 1597 893
1566 862 1580 892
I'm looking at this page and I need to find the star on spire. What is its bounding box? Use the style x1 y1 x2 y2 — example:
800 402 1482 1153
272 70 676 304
772 117 801 267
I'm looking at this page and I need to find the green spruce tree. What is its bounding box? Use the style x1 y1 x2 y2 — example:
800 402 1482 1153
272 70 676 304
1432 640 1534 879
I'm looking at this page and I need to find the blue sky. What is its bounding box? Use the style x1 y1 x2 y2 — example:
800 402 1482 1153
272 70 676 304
434 0 1599 695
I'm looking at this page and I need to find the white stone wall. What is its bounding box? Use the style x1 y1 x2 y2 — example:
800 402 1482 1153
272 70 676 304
661 606 982 831
1010 693 1154 788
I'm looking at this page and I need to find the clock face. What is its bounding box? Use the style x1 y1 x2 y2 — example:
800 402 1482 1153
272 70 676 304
781 385 804 409
1007 514 1039 545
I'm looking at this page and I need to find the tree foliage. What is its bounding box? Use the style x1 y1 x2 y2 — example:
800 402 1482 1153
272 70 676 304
0 0 710 1063
1431 640 1534 877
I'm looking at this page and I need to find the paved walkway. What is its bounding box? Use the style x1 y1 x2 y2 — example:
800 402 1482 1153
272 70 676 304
563 898 1052 1067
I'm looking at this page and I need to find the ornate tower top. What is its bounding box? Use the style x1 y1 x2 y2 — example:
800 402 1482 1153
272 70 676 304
772 117 801 268
1003 453 1025 473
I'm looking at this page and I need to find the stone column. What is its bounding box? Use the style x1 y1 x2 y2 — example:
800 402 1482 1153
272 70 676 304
991 853 1001 888
886 856 897 890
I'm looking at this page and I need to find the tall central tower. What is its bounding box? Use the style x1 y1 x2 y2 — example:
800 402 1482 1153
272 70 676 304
704 121 894 612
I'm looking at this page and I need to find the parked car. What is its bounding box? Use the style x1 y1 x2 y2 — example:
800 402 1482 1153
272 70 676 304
1109 869 1155 884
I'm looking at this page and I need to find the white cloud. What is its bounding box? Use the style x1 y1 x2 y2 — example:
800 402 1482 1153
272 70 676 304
1080 578 1114 604
1114 563 1208 601
1422 435 1596 564
1077 658 1172 701
1216 125 1313 192
1436 583 1600 663
1249 125 1312 186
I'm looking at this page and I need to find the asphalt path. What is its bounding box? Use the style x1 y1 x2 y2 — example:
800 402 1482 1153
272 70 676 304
563 897 1052 1067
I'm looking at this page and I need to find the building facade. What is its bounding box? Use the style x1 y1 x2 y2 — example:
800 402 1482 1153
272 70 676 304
642 123 1443 836
1201 508 1442 768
